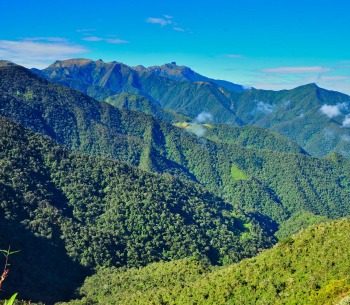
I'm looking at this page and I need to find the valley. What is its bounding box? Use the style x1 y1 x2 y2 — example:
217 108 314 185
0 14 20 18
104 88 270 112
0 59 349 305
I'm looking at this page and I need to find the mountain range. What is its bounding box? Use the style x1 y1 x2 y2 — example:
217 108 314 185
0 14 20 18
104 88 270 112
2 64 350 224
0 59 350 304
33 58 350 159
132 61 248 92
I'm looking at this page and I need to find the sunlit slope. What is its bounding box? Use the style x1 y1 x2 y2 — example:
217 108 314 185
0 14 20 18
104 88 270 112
65 219 350 305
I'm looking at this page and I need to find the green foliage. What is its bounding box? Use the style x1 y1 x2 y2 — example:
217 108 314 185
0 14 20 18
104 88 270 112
0 248 20 259
2 64 350 229
3 293 17 305
230 164 249 180
71 259 211 305
106 92 191 124
309 279 350 305
0 116 274 303
2 63 350 304
276 210 330 239
35 59 350 158
0 246 19 305
223 84 350 158
203 124 306 154
66 219 350 305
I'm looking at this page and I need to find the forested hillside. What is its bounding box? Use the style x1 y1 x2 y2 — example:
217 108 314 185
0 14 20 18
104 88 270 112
1 61 350 304
105 92 191 123
223 84 350 158
1 64 350 231
175 122 306 153
0 116 274 303
35 59 350 158
62 219 350 305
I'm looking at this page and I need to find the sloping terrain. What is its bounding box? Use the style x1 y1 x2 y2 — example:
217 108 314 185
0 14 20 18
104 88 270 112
1 64 350 228
133 62 247 92
0 115 275 303
63 219 350 305
223 84 350 157
35 59 350 158
105 92 191 123
175 123 306 154
1 61 350 305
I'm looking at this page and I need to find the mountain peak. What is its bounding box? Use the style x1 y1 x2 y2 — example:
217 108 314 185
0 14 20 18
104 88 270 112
286 83 321 93
41 58 248 93
164 61 178 66
48 58 94 68
161 62 190 70
133 65 146 72
46 58 131 71
160 62 191 71
298 83 320 89
305 83 319 88
0 60 18 67
135 62 246 92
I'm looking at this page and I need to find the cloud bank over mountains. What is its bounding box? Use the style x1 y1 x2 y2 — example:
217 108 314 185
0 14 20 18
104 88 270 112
320 102 350 127
320 103 348 118
188 111 213 137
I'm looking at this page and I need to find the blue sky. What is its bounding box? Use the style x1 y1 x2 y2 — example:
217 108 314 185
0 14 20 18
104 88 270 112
1 0 350 94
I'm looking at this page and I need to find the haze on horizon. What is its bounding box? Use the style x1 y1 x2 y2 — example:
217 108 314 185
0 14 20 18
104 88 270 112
1 0 350 94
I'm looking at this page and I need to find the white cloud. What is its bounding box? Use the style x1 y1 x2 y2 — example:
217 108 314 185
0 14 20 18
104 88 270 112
195 111 213 123
188 124 206 137
76 29 96 33
146 17 172 27
262 66 331 74
146 15 188 32
187 111 213 137
320 105 341 118
341 134 350 141
226 54 244 59
173 27 185 32
23 37 68 42
0 39 89 68
319 75 348 81
342 115 350 127
320 103 349 118
251 75 350 96
282 100 291 107
81 36 129 44
249 60 350 95
82 36 104 42
256 101 275 114
106 38 129 44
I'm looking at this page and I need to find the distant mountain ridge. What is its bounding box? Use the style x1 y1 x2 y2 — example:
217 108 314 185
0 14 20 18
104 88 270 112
33 58 247 99
0 60 18 67
2 61 350 304
0 59 350 305
224 83 350 157
32 58 147 100
33 58 350 158
2 63 350 228
133 62 248 92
